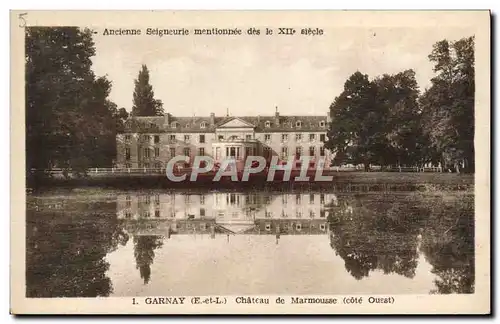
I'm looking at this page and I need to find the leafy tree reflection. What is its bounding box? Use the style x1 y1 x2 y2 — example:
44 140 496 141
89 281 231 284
26 201 129 297
419 195 474 294
327 194 425 280
133 235 164 284
327 193 474 294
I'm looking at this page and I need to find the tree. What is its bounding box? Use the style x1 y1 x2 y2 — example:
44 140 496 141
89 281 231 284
25 27 123 178
133 235 164 284
420 36 475 172
131 65 164 116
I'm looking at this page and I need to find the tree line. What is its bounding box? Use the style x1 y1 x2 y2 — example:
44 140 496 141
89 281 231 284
325 36 475 173
26 27 163 178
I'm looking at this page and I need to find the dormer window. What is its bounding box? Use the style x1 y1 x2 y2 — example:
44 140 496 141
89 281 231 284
296 121 302 128
200 122 207 129
149 123 154 128
265 121 271 128
171 122 178 129
320 120 326 127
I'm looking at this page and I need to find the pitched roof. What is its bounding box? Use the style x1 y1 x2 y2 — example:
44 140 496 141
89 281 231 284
123 114 328 133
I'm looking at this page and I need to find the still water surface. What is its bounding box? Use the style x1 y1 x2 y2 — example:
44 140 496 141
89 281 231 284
26 189 474 297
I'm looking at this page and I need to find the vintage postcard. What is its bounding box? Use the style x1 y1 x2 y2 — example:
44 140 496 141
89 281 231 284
10 10 490 315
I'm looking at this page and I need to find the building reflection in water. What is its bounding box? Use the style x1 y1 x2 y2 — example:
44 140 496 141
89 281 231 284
116 192 337 237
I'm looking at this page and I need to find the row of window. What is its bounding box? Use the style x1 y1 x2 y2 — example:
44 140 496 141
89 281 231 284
125 193 327 207
124 133 327 143
264 223 327 231
164 120 327 129
281 146 326 157
125 146 325 161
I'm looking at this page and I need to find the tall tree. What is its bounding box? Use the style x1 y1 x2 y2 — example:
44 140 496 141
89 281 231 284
26 27 123 177
420 36 475 172
131 65 164 116
325 71 397 170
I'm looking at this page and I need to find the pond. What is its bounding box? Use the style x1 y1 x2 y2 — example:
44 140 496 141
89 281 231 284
25 188 474 297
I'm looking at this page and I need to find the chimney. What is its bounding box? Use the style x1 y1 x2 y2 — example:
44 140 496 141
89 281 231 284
257 115 261 124
327 111 332 123
210 113 215 126
275 106 280 125
164 113 171 127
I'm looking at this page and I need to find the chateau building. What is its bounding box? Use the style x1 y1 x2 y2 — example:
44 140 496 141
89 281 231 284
116 108 332 168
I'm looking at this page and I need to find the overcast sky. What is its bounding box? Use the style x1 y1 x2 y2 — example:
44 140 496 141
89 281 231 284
90 26 473 117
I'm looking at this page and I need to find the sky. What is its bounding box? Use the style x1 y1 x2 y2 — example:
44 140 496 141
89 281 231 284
90 26 474 117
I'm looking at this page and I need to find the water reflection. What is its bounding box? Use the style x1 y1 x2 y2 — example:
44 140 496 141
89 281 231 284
25 190 474 296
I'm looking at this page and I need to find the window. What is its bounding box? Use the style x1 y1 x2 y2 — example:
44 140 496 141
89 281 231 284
320 147 325 156
245 147 251 157
320 223 326 231
281 147 288 158
144 148 150 158
125 147 131 160
320 210 326 218
320 120 326 127
200 122 207 129
264 134 271 142
125 163 132 168
246 134 252 141
320 134 326 142
265 223 271 231
144 211 150 218
296 121 302 128
265 121 271 128
200 195 205 205
154 194 160 204
184 135 190 142
169 134 176 142
154 135 160 143
218 135 224 141
184 147 191 156
125 211 132 218
171 122 178 128
144 162 150 168
154 147 160 157
199 134 205 143
200 208 205 217
155 210 160 218
126 195 131 207
309 194 315 204
320 194 325 204
155 162 162 168
125 135 131 141
296 211 302 218
144 135 150 141
263 147 271 158
309 134 316 142
310 210 315 218
309 146 315 156
281 134 288 142
296 223 302 230
198 148 205 156
169 148 176 157
295 134 302 142
296 146 302 157
296 194 301 204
